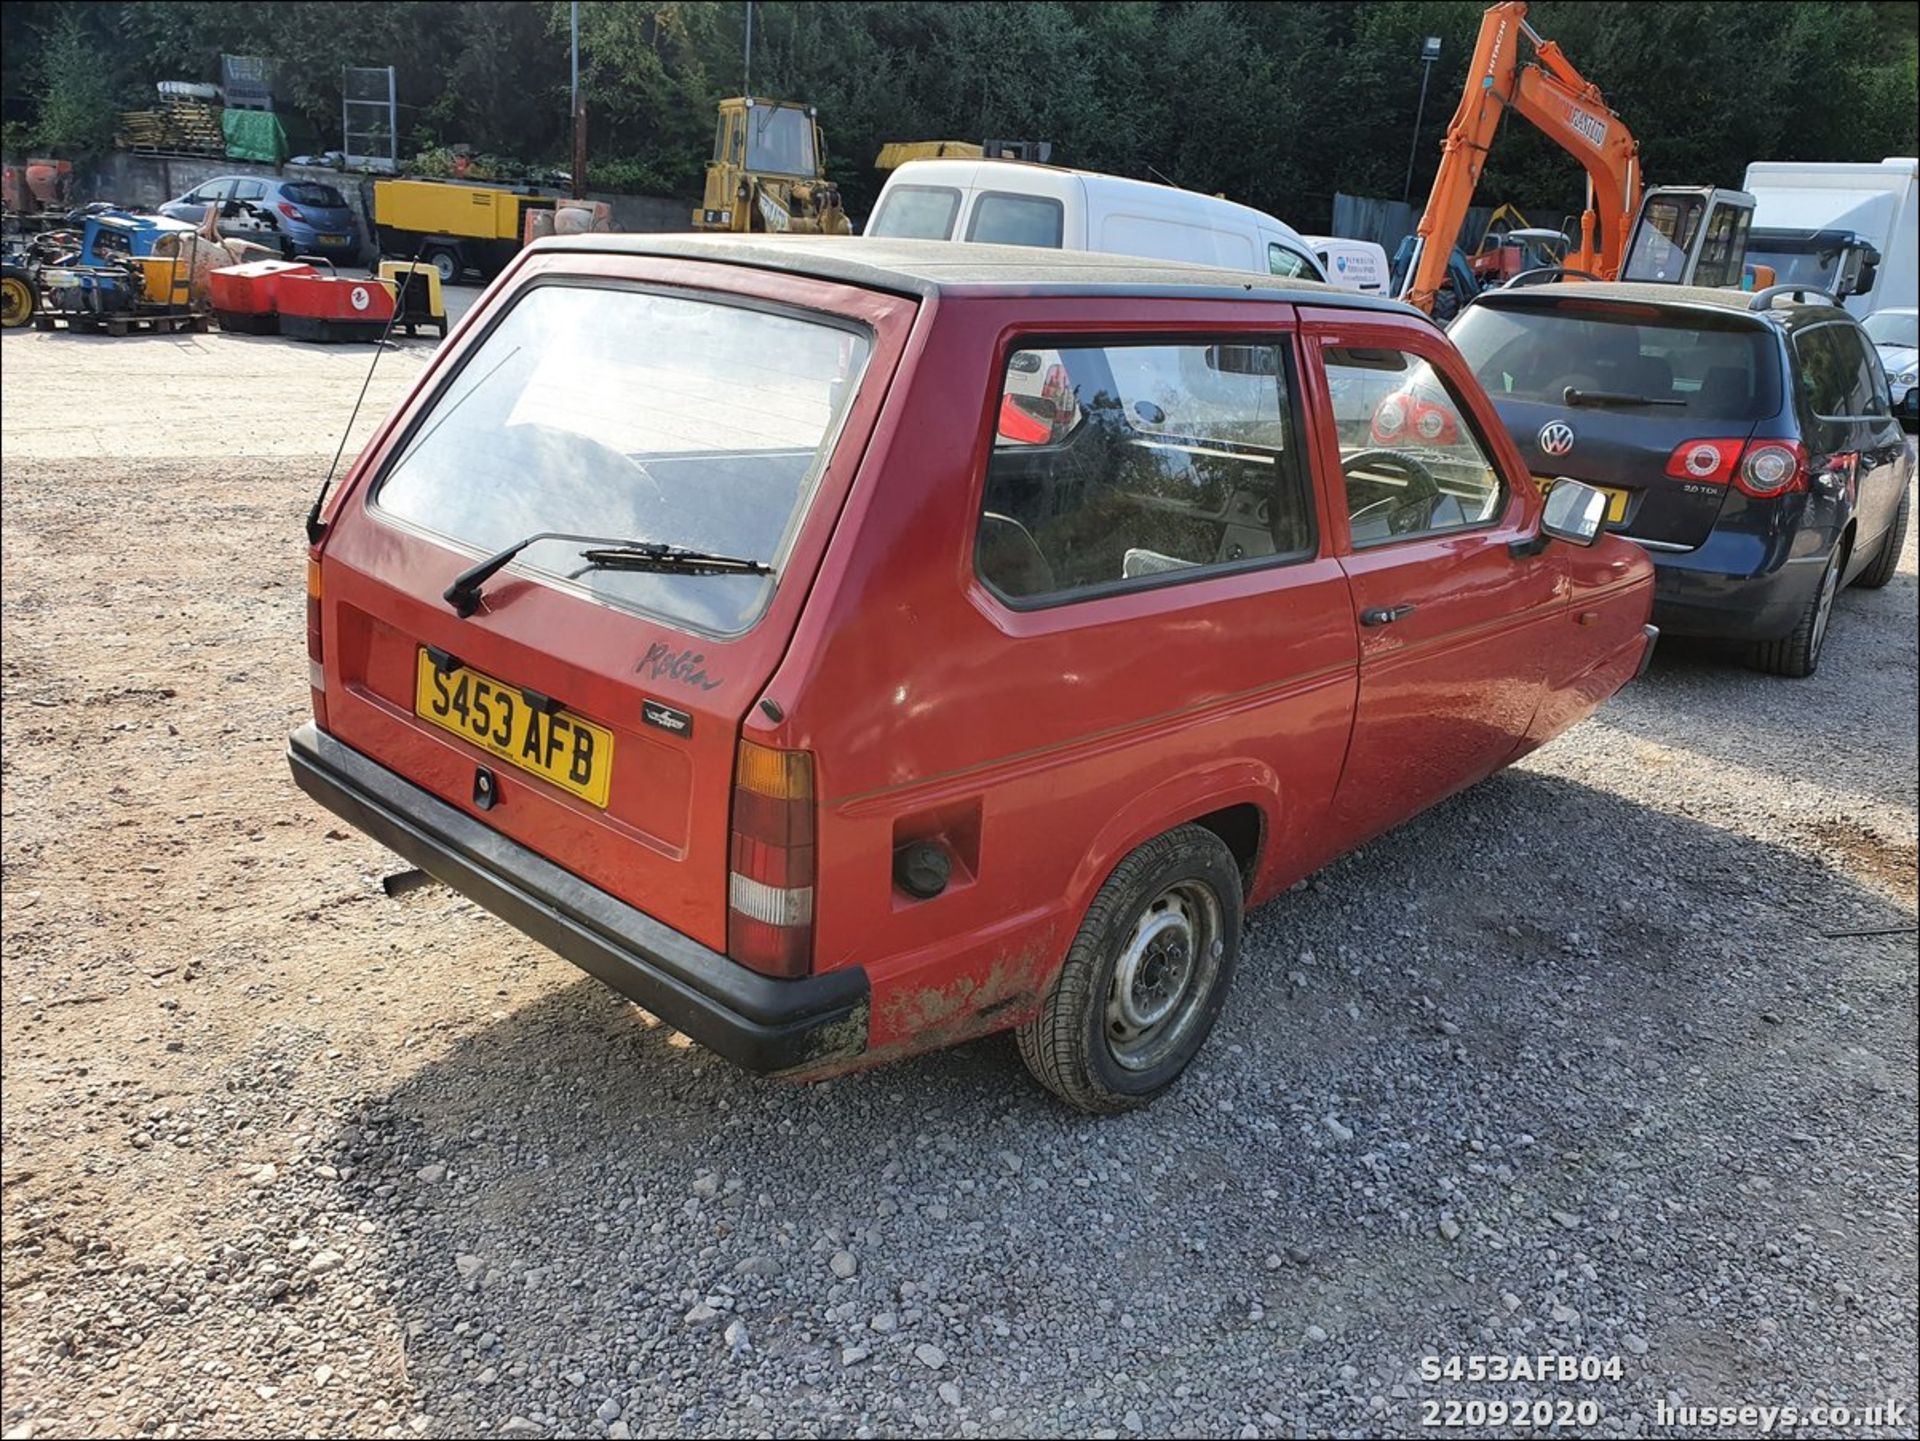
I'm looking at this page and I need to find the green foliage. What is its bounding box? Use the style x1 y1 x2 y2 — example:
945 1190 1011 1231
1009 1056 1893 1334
30 8 120 153
3 0 1915 228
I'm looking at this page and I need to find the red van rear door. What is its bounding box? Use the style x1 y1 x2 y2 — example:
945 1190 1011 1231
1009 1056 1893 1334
314 252 919 954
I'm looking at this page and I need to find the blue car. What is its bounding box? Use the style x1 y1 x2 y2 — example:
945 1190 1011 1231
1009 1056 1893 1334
157 176 362 265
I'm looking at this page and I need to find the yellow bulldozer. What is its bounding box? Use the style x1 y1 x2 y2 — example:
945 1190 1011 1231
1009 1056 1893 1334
693 97 849 235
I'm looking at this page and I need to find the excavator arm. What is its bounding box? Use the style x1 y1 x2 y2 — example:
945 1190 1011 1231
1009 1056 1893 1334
1404 1 1641 315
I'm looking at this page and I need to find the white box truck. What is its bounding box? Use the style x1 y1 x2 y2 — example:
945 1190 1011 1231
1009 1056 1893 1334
1742 156 1918 320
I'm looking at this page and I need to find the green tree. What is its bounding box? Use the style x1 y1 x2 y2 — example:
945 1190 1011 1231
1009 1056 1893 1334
30 7 120 152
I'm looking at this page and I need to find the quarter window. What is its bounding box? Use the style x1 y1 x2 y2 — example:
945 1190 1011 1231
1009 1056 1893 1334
966 192 1064 248
977 340 1312 603
1796 322 1880 417
1268 244 1315 278
1322 346 1506 545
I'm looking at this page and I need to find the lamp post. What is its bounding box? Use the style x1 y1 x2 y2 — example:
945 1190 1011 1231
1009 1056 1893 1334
1403 35 1443 205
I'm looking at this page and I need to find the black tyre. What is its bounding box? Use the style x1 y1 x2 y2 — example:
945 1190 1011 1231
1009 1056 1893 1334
1853 486 1910 591
1017 824 1242 1113
423 244 462 287
1751 541 1845 678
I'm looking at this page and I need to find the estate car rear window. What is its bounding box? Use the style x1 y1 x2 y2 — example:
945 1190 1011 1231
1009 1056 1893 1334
1450 302 1781 421
866 185 961 240
375 284 869 635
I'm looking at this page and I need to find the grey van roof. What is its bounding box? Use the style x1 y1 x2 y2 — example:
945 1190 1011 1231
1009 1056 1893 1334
533 232 1424 316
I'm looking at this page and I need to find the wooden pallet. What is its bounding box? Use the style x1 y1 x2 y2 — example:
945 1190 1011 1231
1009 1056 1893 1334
34 310 211 336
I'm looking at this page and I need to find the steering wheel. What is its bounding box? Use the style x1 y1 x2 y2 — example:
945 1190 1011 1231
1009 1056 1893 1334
1343 448 1443 536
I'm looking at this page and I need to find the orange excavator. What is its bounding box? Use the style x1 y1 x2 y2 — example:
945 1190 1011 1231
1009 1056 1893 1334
1402 1 1757 316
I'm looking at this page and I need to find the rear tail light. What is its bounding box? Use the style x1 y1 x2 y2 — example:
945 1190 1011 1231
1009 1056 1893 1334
1370 394 1408 441
306 555 329 727
727 740 815 978
1663 437 1746 485
1737 440 1807 498
1412 401 1456 444
277 202 308 224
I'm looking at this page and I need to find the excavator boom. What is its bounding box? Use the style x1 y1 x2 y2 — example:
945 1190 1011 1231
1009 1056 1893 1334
1403 1 1642 315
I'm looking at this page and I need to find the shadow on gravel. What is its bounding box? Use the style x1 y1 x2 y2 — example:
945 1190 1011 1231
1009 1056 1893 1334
318 765 1917 1436
1598 566 1918 815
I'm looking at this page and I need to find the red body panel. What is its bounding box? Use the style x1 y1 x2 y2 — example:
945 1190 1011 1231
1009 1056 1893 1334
275 273 396 323
308 248 1652 1073
207 260 319 315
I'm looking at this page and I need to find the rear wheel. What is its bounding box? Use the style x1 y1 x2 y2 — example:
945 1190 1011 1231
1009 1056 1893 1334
1751 542 1844 678
423 244 462 287
1017 825 1242 1113
1853 486 1910 590
1 269 37 329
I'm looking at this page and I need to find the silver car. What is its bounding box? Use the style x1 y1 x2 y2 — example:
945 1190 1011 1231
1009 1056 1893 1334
157 176 362 265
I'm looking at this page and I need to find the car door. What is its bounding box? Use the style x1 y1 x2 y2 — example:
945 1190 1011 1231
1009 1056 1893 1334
169 178 231 225
1300 309 1565 846
224 178 272 243
1830 320 1913 569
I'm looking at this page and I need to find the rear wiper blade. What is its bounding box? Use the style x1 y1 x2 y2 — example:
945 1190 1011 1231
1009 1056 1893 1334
1563 387 1685 407
578 543 773 577
444 532 769 617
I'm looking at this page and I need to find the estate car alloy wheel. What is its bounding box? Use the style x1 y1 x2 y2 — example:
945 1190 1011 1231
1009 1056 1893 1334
1018 824 1243 1113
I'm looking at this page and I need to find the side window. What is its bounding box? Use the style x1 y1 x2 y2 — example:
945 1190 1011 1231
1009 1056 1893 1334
1827 323 1885 416
1691 204 1747 289
231 179 267 203
1322 345 1507 545
187 181 229 205
966 192 1063 248
1795 324 1866 417
867 185 961 240
1268 243 1315 278
977 339 1313 603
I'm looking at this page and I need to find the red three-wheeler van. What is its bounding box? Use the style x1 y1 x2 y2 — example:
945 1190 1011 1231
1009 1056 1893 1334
290 235 1653 1112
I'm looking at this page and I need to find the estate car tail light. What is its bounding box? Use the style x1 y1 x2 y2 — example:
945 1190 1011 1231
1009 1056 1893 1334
1370 393 1409 442
1736 440 1808 498
727 739 816 978
1663 438 1745 486
306 555 329 728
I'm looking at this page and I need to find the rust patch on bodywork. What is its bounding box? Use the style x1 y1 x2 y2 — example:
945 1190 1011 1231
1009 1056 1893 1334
783 937 1061 1082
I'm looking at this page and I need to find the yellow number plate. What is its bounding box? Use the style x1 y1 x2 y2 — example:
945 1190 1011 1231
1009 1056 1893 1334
1534 476 1630 523
414 651 614 808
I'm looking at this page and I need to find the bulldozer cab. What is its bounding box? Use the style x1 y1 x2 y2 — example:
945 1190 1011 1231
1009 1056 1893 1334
1621 186 1755 288
696 98 847 235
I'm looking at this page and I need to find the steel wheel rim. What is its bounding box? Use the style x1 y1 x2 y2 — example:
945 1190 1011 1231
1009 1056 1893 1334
432 253 457 284
1812 551 1840 658
1105 881 1222 1072
1 278 28 327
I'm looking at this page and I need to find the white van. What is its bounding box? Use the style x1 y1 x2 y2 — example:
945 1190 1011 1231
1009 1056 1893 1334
1303 235 1390 294
866 158 1328 281
1742 157 1918 320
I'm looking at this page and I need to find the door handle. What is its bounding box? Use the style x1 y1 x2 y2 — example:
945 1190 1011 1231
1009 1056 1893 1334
1360 604 1416 626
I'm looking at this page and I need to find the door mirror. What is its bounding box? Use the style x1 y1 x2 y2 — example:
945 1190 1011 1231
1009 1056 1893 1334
1541 477 1607 546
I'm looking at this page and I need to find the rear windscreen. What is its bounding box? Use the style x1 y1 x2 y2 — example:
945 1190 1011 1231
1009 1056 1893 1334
283 183 348 208
375 284 871 635
866 185 960 240
1449 302 1780 421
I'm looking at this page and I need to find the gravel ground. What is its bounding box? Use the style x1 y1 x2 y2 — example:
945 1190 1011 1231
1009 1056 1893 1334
2 324 1916 1440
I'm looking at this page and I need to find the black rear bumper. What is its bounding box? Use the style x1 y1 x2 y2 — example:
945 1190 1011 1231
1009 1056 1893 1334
286 724 868 1075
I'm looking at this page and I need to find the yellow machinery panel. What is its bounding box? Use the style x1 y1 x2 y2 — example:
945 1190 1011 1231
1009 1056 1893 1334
373 180 526 242
378 260 449 338
137 255 191 307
